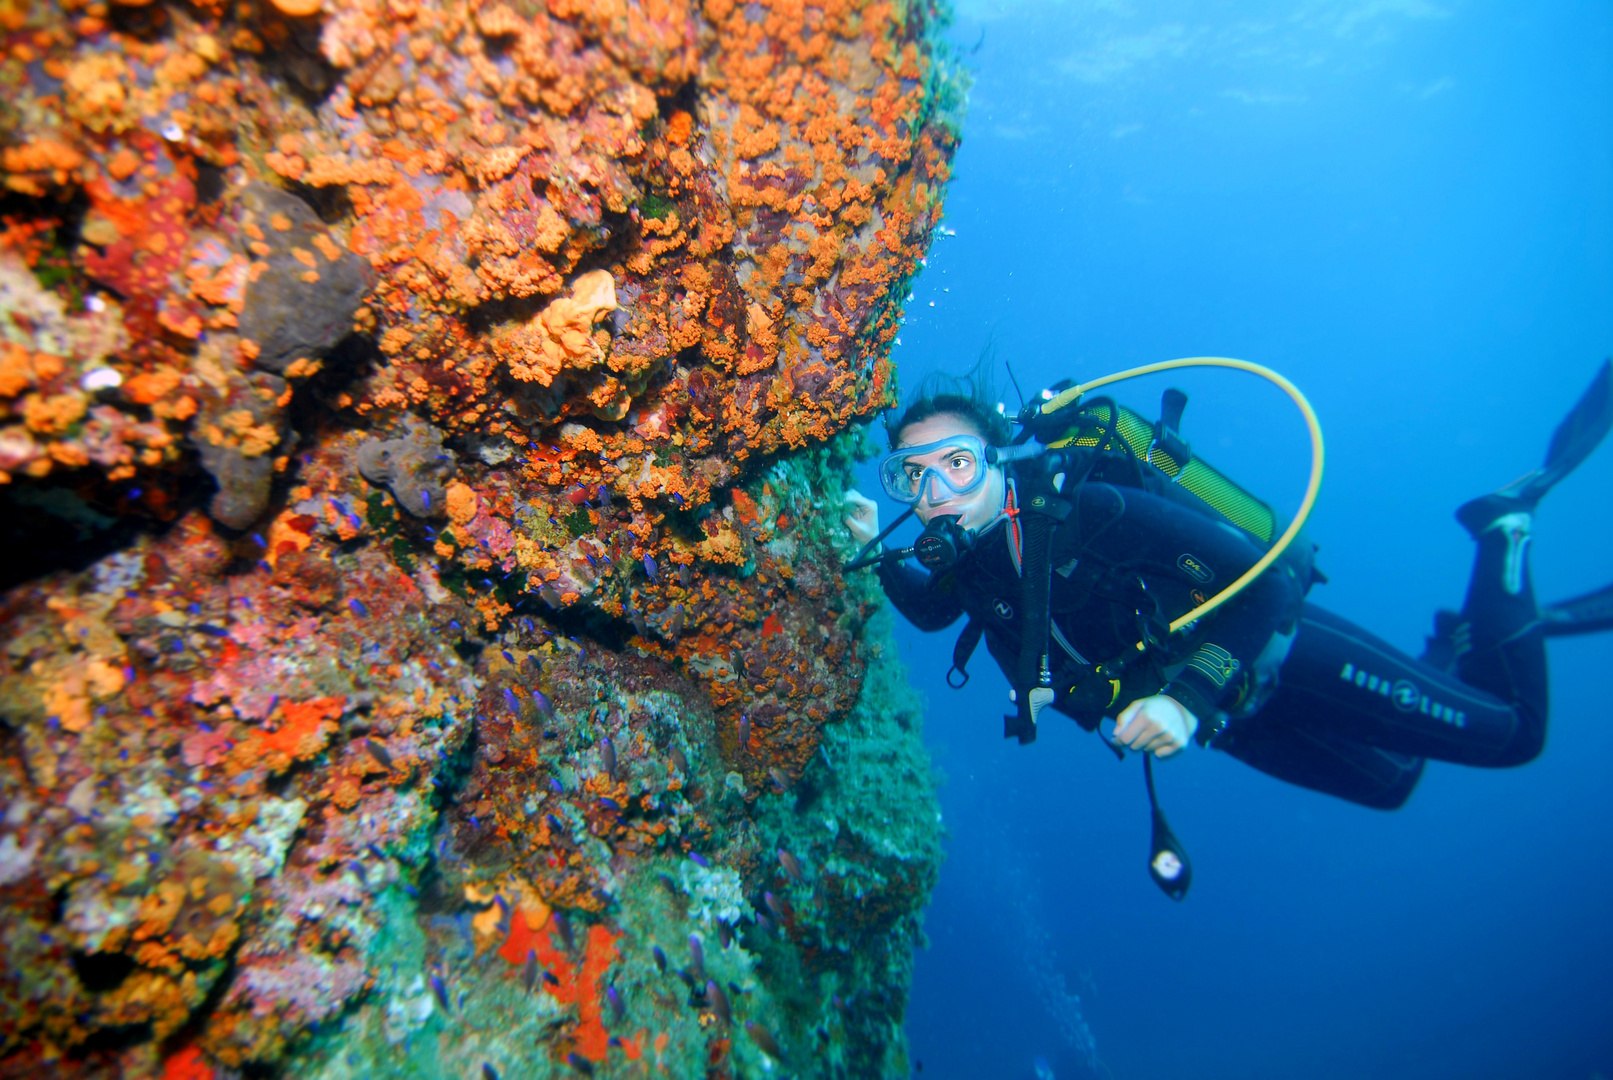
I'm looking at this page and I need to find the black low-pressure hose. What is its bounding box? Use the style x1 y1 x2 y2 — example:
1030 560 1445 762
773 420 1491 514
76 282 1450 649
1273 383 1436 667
842 506 915 572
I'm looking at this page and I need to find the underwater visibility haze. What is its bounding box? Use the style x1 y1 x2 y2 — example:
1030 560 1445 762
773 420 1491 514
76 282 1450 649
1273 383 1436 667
895 2 1613 1079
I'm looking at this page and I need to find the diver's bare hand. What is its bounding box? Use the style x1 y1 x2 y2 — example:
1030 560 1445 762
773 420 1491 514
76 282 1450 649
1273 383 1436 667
843 490 880 546
1112 695 1198 758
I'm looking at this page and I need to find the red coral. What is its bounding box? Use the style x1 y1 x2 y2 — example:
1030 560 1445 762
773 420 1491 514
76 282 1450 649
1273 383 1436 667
499 911 619 1062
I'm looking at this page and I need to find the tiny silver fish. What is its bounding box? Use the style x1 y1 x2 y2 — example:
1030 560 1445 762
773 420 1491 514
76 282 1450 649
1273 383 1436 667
764 890 787 922
600 736 616 779
705 979 731 1025
522 949 538 993
747 1020 784 1059
778 847 804 882
689 933 705 975
363 739 393 769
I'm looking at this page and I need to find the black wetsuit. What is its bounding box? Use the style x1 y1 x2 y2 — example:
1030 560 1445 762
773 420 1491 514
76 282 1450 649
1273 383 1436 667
877 470 1548 809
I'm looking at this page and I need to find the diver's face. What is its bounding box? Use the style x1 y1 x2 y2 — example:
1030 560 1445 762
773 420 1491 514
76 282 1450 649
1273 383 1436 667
895 414 1006 529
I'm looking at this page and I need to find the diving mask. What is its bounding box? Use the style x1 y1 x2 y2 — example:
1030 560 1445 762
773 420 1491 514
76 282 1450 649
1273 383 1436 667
879 434 992 506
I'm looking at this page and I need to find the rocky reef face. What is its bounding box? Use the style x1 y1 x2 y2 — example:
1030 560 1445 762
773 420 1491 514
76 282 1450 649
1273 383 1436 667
0 0 961 1075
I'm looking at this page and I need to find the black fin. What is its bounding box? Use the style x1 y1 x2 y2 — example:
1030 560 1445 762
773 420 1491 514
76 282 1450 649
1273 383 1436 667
1541 360 1611 480
1539 581 1613 637
1458 360 1612 535
1507 359 1612 504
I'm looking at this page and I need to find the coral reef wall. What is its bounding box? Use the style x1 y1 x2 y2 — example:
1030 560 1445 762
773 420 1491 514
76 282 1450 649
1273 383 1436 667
0 0 962 1073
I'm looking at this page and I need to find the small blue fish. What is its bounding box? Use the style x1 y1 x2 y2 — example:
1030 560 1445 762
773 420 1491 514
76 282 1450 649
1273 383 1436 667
643 554 658 581
543 970 560 986
482 1064 499 1080
128 488 142 498
430 973 450 1012
532 690 556 719
349 599 370 617
502 650 516 664
598 797 621 811
503 687 521 714
252 533 266 547
599 736 616 779
737 715 750 750
605 985 625 1023
689 934 705 974
553 911 575 953
421 490 431 509
546 814 564 832
689 852 709 869
652 945 667 973
671 492 684 507
566 1053 594 1077
549 777 564 794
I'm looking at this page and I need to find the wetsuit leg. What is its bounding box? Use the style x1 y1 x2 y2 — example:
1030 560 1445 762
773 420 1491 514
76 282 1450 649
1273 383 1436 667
1214 708 1425 810
1448 515 1548 764
1254 604 1530 765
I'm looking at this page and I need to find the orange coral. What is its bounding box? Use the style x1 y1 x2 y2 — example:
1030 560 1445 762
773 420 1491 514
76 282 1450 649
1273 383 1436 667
499 911 619 1062
229 697 343 773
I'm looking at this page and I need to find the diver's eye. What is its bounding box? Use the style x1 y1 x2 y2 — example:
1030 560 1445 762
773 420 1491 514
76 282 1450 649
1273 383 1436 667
949 455 970 470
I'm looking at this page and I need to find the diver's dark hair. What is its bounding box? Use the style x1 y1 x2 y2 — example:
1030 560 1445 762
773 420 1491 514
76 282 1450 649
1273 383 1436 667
886 350 1013 449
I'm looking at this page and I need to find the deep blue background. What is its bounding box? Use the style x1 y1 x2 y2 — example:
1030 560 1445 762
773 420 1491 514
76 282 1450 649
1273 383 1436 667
887 3 1613 1078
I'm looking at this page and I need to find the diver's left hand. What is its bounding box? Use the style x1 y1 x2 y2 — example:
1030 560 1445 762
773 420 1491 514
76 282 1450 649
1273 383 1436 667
1112 695 1199 758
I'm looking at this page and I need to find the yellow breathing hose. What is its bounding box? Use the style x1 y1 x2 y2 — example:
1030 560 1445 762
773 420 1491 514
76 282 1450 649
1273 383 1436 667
1039 357 1325 637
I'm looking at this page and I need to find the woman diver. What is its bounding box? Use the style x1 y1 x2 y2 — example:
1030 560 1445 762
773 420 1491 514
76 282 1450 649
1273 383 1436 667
843 360 1612 892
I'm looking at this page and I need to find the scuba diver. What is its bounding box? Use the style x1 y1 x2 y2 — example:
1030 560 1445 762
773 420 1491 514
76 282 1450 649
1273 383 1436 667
843 359 1613 897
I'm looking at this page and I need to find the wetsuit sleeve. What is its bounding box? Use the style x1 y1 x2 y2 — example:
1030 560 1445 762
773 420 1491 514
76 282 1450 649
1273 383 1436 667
875 558 966 632
1161 562 1299 744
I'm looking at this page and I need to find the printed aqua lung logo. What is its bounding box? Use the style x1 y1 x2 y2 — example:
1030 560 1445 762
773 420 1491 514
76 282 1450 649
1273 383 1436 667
1177 553 1214 584
992 598 1014 620
1339 662 1467 727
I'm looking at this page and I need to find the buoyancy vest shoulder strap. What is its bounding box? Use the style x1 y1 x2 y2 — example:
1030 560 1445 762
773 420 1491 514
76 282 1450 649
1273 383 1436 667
1004 488 1072 744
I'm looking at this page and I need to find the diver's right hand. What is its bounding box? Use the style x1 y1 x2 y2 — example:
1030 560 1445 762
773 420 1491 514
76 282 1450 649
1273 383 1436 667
843 490 880 546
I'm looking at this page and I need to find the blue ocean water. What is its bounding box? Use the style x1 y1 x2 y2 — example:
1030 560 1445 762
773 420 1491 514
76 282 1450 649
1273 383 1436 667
885 3 1613 1078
